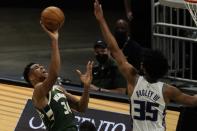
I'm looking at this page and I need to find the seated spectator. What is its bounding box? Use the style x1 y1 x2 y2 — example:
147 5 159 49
90 40 127 94
79 121 96 131
114 19 143 70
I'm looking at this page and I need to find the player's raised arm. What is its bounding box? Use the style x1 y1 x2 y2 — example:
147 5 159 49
34 23 60 100
94 0 137 95
76 61 93 112
94 0 124 64
33 6 65 99
63 61 93 112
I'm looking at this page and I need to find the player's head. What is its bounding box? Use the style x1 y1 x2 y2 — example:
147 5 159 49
79 121 96 131
114 19 129 49
23 63 48 87
94 40 110 64
141 49 168 81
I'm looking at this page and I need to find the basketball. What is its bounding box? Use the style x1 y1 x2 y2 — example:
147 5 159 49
41 6 65 31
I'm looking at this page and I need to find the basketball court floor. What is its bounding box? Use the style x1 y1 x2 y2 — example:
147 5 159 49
0 83 180 131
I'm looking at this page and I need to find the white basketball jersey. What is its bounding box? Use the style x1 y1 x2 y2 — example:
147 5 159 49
131 76 166 131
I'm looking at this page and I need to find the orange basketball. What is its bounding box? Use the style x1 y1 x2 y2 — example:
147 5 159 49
41 6 65 31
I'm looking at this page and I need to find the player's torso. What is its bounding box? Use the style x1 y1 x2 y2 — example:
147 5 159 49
131 76 166 131
36 85 77 131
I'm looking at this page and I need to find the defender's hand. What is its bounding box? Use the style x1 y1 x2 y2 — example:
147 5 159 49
94 0 104 21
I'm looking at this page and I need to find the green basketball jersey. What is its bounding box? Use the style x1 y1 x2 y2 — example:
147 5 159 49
36 85 77 131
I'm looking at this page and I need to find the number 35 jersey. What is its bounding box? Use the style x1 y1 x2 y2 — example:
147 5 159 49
36 85 77 131
131 76 166 131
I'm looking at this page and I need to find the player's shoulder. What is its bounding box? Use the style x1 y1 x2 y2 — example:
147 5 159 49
53 85 66 92
163 83 176 92
162 83 178 102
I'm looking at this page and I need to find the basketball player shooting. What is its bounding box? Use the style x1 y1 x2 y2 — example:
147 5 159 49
94 0 197 130
23 7 93 131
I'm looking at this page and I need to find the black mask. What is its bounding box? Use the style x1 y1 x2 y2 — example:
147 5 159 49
114 31 128 49
96 54 108 64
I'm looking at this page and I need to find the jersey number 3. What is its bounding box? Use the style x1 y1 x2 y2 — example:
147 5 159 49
61 102 72 115
133 100 159 121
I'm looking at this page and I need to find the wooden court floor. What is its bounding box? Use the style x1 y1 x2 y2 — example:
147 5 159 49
0 83 180 131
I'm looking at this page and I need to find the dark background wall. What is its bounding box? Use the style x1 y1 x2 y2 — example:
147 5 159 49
0 0 126 83
0 0 152 83
0 0 124 10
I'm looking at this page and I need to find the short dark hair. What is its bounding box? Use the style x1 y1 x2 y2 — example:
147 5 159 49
79 121 96 131
23 62 36 86
142 49 168 80
94 40 107 49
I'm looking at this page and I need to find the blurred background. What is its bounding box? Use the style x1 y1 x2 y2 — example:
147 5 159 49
1 1 197 131
1 0 197 86
0 0 126 84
